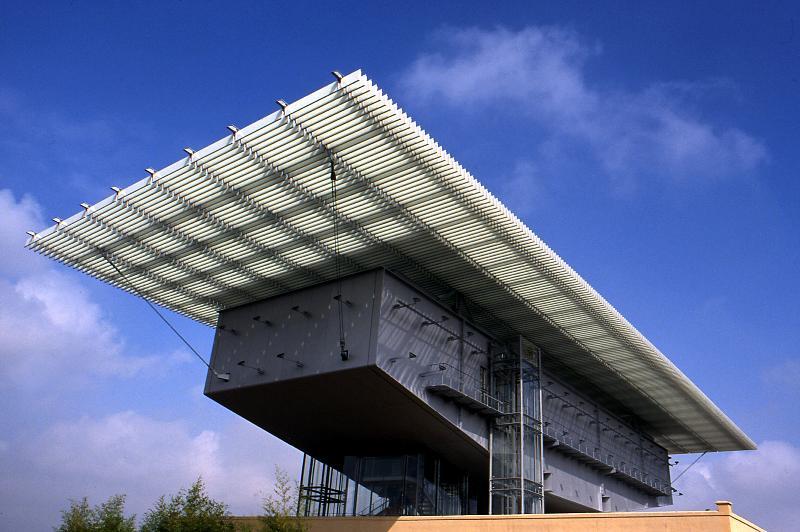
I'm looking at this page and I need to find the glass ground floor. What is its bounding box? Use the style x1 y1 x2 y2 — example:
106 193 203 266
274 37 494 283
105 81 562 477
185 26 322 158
298 452 479 517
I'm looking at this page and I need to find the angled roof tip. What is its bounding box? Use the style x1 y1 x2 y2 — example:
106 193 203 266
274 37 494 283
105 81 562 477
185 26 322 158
276 99 288 111
331 70 343 82
226 125 238 135
183 147 195 156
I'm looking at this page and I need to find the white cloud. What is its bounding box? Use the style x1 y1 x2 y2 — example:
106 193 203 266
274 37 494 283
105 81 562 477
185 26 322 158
0 410 300 531
0 273 154 386
0 189 290 531
669 440 800 531
0 189 46 277
497 159 546 214
0 85 152 202
402 26 767 193
0 188 174 389
762 359 800 393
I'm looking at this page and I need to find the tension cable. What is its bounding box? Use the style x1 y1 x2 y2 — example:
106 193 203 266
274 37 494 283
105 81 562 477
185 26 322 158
671 451 708 486
101 253 230 381
329 152 349 361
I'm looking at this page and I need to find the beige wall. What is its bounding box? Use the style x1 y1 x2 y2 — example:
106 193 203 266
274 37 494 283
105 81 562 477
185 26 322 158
232 501 764 532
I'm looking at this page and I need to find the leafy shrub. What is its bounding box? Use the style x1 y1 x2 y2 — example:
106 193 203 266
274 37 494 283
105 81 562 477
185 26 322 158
139 478 234 532
56 494 135 532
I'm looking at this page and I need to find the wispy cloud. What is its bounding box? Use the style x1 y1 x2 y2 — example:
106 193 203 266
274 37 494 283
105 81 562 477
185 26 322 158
402 26 767 194
496 159 546 214
0 86 151 202
0 189 46 277
0 189 177 389
669 440 800 530
0 188 289 531
0 411 300 530
762 359 800 393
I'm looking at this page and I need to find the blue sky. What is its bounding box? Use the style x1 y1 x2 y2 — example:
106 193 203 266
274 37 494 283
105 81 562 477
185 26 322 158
1 1 798 530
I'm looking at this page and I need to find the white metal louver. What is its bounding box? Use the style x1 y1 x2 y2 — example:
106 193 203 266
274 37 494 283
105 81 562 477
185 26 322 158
26 70 755 454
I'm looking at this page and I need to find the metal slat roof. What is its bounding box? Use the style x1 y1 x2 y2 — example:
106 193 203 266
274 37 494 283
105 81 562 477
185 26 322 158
27 70 755 453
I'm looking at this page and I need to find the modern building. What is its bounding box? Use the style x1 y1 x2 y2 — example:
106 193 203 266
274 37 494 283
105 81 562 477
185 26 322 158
27 70 755 517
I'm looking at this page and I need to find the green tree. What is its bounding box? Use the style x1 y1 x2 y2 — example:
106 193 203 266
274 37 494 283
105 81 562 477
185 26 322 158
56 494 135 532
261 467 306 532
139 477 235 532
56 497 93 532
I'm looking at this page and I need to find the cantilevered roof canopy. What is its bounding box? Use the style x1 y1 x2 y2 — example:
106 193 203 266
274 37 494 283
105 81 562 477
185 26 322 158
27 70 754 454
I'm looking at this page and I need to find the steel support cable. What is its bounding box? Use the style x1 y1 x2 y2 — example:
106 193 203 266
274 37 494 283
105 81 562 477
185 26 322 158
329 154 348 361
39 223 223 311
61 197 259 304
671 451 708 486
85 208 256 302
230 139 434 287
202 138 368 276
100 253 230 381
